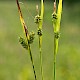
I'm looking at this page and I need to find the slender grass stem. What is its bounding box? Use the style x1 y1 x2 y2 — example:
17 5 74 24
39 36 43 80
28 44 37 80
35 0 44 80
52 0 63 80
16 0 37 80
53 37 59 80
39 0 44 80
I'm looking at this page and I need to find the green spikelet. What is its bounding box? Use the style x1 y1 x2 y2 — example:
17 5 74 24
52 12 57 33
34 15 41 24
19 32 35 50
28 32 35 44
19 37 28 50
37 28 43 36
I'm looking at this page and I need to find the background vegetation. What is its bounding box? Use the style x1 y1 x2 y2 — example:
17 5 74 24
0 0 80 80
0 0 80 3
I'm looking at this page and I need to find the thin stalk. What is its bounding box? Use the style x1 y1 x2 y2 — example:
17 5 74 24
39 36 43 80
53 37 59 80
28 43 37 80
53 2 57 80
35 0 44 80
38 0 44 80
54 38 56 80
52 0 63 80
16 0 37 80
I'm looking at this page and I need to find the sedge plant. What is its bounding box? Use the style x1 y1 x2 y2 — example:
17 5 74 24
52 0 63 80
34 0 44 80
16 0 63 80
16 0 37 80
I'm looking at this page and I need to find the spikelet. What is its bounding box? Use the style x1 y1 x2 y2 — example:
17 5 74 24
28 32 35 44
19 37 28 50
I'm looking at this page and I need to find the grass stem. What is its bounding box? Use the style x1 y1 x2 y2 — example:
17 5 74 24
52 0 63 80
39 1 44 79
28 44 37 80
35 0 44 80
16 0 37 80
39 36 44 80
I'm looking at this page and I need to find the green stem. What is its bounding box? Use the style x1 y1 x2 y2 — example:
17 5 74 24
35 0 44 79
53 32 60 80
28 44 37 80
52 0 63 80
53 38 57 80
39 36 44 80
39 0 44 79
16 0 37 80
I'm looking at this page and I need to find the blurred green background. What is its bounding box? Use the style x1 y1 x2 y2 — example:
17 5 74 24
0 0 80 80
